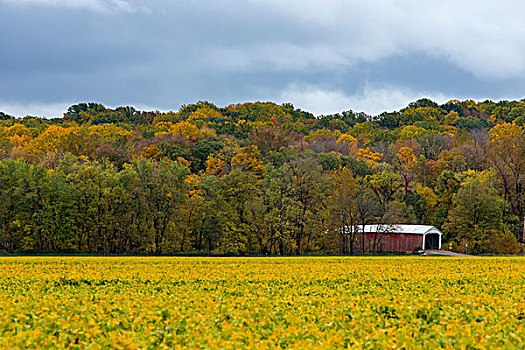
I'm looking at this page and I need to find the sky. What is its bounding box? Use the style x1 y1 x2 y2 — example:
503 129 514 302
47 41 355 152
1 0 525 118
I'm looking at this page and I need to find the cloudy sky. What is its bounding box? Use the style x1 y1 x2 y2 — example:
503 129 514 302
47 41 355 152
1 0 525 117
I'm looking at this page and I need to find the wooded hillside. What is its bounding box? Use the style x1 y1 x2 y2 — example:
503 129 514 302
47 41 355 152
1 98 524 255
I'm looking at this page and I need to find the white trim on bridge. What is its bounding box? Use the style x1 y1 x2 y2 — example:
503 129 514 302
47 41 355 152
354 224 443 250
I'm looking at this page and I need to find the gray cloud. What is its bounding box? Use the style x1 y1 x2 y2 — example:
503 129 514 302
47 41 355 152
278 84 452 116
0 0 524 117
247 0 525 79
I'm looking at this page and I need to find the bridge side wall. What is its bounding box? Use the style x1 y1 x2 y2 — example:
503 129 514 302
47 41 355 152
355 233 424 253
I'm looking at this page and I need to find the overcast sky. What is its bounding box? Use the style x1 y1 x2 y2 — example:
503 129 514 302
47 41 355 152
1 0 525 117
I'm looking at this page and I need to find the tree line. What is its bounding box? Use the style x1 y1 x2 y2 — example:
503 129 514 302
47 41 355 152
0 98 524 255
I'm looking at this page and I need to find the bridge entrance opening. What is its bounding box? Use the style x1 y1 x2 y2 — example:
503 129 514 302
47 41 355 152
425 234 440 250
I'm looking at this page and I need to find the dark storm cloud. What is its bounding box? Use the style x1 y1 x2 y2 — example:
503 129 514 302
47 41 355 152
1 0 525 117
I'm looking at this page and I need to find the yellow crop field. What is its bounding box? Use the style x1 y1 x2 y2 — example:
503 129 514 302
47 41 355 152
0 257 523 349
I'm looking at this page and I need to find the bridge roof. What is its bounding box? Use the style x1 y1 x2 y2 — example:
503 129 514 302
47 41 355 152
356 224 443 235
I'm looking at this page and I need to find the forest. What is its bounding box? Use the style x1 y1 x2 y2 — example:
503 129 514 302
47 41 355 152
0 98 524 255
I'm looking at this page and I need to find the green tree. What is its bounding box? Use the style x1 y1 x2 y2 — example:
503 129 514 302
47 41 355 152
131 158 189 255
0 160 33 252
327 167 358 254
365 169 404 253
278 157 329 255
444 179 504 254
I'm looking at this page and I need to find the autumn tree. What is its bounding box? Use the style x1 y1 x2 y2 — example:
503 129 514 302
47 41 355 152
247 127 299 156
131 158 189 255
365 168 404 253
444 178 504 254
327 167 374 254
487 122 525 237
277 157 329 255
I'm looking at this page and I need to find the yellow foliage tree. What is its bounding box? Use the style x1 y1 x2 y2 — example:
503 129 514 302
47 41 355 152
0 123 33 143
336 133 357 145
176 156 190 167
170 121 205 139
398 125 431 142
230 146 266 178
184 174 202 198
0 124 34 158
205 156 229 176
444 111 459 126
356 147 383 162
489 122 523 144
413 183 438 220
188 107 223 121
397 147 417 173
87 124 131 147
141 145 163 160
23 126 97 164
153 121 174 135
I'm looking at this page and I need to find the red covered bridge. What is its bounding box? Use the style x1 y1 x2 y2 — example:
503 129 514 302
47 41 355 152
354 224 443 253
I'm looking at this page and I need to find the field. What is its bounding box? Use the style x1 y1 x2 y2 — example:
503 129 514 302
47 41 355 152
0 257 524 349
